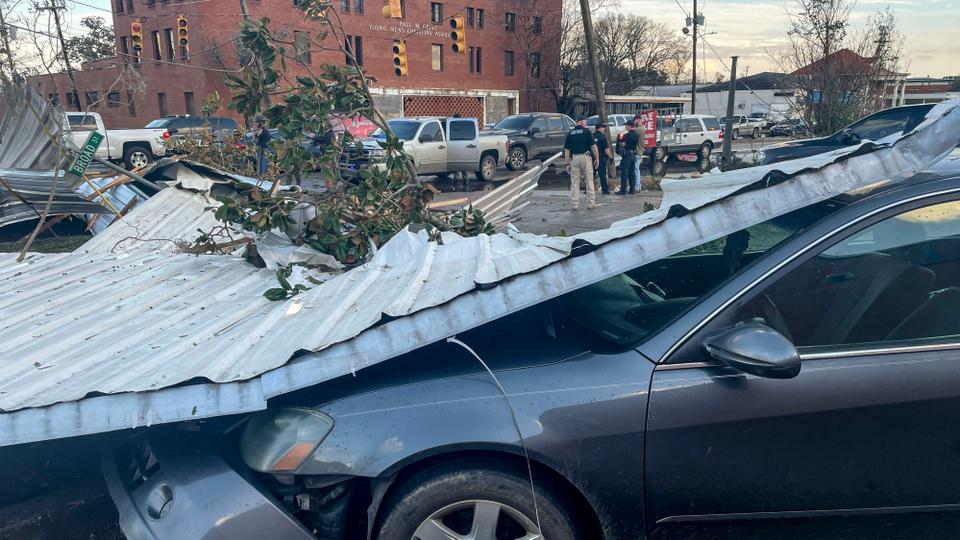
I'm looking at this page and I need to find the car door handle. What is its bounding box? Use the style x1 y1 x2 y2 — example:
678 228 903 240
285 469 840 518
825 272 855 283
439 145 446 149
466 144 477 148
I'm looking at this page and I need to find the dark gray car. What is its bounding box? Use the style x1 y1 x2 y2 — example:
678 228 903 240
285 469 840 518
761 104 934 165
103 163 960 539
489 113 575 170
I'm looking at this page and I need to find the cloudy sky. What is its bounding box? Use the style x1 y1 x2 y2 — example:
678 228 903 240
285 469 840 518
26 0 960 79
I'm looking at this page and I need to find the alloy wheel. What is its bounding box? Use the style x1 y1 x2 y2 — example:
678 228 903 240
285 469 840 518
482 158 496 180
509 149 526 169
413 499 541 540
130 151 150 169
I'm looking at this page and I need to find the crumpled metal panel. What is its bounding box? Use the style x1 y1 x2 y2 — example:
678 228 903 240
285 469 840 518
0 83 62 170
74 177 148 235
0 101 957 446
0 168 111 227
75 186 226 254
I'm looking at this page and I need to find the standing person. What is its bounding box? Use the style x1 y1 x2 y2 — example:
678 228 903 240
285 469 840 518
563 117 599 210
254 114 272 175
619 119 640 194
594 123 614 194
632 113 645 192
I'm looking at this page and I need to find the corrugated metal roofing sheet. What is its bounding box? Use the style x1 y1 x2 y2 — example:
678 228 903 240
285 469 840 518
0 83 62 170
0 100 958 446
0 168 112 228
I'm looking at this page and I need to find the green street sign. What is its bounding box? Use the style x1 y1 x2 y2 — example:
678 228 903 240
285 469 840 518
68 131 105 177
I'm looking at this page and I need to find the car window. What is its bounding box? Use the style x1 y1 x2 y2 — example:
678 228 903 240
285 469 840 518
677 118 702 133
562 116 575 130
68 114 98 131
384 120 422 141
494 116 533 131
548 117 564 131
448 120 476 141
553 203 838 351
420 121 443 142
586 116 600 127
531 117 548 131
702 118 721 131
848 108 916 141
145 118 172 129
732 199 960 350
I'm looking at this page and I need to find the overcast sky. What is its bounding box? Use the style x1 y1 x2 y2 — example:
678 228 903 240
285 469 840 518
29 0 960 80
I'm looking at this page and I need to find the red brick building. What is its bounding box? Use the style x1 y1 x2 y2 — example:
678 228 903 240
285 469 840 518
28 0 561 129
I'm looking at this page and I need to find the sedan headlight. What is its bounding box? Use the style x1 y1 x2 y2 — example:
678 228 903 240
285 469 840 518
240 408 335 473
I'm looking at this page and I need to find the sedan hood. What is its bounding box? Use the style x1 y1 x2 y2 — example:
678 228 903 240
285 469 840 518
761 136 831 152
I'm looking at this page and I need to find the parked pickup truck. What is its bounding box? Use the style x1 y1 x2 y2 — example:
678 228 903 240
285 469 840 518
356 117 508 181
721 114 764 140
64 112 169 170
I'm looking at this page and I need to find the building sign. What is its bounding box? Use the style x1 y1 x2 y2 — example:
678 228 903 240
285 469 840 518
640 110 657 148
367 20 450 39
68 131 104 177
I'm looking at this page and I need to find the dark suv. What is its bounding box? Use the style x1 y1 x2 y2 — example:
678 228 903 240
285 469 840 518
490 113 576 170
145 116 240 143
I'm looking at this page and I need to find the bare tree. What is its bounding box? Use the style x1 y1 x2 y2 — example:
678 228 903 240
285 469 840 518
777 0 905 135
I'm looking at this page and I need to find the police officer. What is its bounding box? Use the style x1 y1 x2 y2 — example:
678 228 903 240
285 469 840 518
619 119 640 194
594 122 614 194
563 117 599 210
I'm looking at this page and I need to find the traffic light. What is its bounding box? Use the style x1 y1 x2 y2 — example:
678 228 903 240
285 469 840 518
450 16 466 54
176 15 189 49
130 21 143 53
381 0 401 18
392 40 408 76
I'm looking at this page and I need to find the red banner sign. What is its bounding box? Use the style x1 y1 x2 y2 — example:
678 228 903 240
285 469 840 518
641 110 657 148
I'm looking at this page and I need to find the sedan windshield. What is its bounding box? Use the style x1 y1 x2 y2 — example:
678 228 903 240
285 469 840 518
371 120 422 141
494 116 533 131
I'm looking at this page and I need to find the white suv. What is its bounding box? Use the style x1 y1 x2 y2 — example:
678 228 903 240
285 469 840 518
664 114 723 159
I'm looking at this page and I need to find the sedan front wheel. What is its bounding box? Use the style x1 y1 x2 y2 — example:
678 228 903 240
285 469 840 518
377 458 583 540
507 147 527 171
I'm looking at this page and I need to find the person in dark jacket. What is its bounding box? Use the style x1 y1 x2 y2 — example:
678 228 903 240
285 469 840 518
594 123 614 194
619 120 640 194
254 115 272 175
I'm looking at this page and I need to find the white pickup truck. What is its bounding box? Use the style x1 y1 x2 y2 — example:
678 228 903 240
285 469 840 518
64 112 170 170
722 114 764 140
359 117 509 181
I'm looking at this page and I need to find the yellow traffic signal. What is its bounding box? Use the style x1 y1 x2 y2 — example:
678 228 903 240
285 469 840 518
130 21 143 52
177 15 189 48
392 40 408 76
381 0 401 18
450 16 466 54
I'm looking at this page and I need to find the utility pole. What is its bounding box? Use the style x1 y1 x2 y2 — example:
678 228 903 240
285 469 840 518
39 0 80 111
721 56 738 169
0 3 16 79
579 0 611 148
690 0 698 114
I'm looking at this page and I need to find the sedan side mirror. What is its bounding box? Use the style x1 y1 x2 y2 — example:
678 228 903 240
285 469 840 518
702 323 800 379
528 127 540 135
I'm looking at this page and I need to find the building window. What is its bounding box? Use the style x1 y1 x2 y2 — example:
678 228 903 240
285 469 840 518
115 0 123 13
341 0 349 12
530 52 541 78
353 36 363 66
126 0 133 12
49 94 60 106
533 16 542 34
354 0 363 13
151 30 162 61
120 36 130 65
107 91 122 107
504 50 514 76
158 92 168 116
67 92 79 108
294 31 311 64
127 90 137 116
431 2 442 23
505 12 516 32
476 8 484 29
344 34 353 65
164 29 175 61
85 91 100 107
184 92 195 115
469 46 481 74
431 44 442 71
529 53 541 78
466 7 474 27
